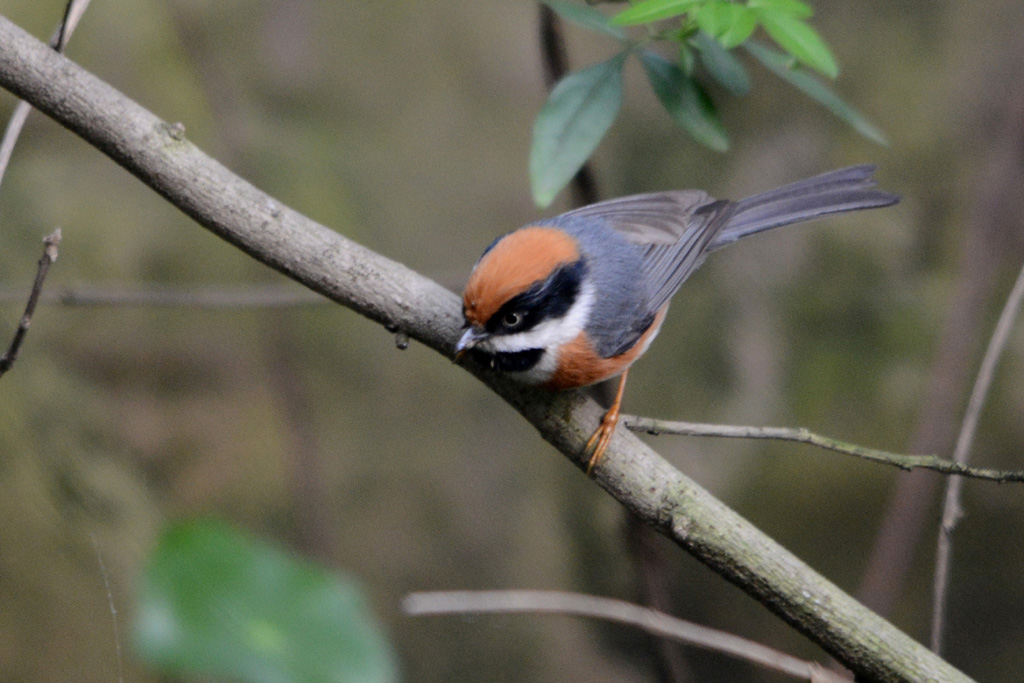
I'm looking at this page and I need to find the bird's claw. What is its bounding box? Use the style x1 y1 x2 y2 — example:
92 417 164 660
583 411 619 475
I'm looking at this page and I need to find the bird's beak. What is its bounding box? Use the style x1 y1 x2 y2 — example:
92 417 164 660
454 326 486 362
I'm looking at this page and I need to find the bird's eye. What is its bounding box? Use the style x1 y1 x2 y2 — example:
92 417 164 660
502 311 523 329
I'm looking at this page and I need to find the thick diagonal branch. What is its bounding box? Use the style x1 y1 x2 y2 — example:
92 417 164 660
0 16 971 682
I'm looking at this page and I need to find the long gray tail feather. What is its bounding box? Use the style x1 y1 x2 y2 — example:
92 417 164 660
710 165 899 250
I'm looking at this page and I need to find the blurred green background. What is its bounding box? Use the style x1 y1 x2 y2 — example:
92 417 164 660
1 0 1022 680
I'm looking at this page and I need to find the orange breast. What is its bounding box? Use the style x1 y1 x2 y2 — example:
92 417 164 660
544 307 667 390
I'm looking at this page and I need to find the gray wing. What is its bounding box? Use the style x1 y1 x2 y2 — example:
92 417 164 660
559 189 714 245
559 190 733 312
710 165 899 248
557 165 898 312
634 199 735 312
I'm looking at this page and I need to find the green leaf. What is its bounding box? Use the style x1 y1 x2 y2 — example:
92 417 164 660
542 0 627 41
744 42 887 145
696 2 758 49
755 11 838 78
693 31 750 95
640 50 729 151
530 52 627 207
134 519 398 683
747 0 813 19
611 0 704 26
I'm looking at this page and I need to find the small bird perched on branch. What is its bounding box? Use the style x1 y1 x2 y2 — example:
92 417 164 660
456 165 898 472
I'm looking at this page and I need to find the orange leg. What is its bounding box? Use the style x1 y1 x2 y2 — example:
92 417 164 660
583 369 629 474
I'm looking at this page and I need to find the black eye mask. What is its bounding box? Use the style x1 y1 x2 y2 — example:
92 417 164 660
485 258 588 336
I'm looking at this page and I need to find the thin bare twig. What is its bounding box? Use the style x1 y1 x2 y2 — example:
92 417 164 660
625 416 1024 483
931 259 1024 653
0 284 327 308
404 590 849 682
854 85 1024 622
0 0 91 189
626 515 690 682
90 534 125 683
0 230 61 378
55 0 92 52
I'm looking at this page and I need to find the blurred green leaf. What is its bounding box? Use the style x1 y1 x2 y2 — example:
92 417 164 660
693 31 750 95
745 42 887 144
641 50 729 151
747 0 813 19
530 52 627 206
542 0 628 41
696 1 758 49
611 0 703 26
755 10 838 78
134 519 398 683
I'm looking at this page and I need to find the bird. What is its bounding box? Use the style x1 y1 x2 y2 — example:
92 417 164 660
455 165 899 473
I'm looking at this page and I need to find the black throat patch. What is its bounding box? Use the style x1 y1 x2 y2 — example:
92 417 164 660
468 347 545 374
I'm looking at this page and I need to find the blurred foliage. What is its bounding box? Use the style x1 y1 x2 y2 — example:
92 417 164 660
135 519 398 682
0 0 1022 682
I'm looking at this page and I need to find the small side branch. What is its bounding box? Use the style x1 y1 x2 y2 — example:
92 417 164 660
624 416 1024 483
932 257 1024 652
0 229 61 378
0 284 326 308
403 590 849 682
0 0 92 188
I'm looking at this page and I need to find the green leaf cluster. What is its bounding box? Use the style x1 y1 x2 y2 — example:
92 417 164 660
532 0 886 206
612 0 836 77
